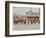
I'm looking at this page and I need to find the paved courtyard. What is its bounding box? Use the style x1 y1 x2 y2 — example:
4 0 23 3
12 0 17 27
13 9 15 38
13 24 40 31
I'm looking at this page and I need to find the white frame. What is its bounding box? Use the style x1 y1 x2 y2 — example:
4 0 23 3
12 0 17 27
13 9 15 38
9 3 43 35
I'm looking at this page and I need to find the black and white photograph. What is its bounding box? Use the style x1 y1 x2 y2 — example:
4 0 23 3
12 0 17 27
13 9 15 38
13 7 40 30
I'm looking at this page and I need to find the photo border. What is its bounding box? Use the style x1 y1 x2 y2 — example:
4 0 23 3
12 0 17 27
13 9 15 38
5 1 45 37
